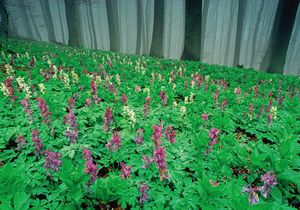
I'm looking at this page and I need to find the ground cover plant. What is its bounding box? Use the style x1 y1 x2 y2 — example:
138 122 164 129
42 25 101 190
0 38 299 209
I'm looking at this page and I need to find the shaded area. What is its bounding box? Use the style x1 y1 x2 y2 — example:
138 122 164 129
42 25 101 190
266 0 299 73
182 0 202 60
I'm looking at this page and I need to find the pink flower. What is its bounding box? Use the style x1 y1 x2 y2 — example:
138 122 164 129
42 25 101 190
234 87 241 95
160 90 168 106
29 57 35 67
202 113 209 121
20 98 33 122
134 128 144 144
64 110 77 128
153 146 168 181
44 150 62 176
267 114 273 126
120 162 131 179
135 85 141 93
16 135 26 150
242 185 260 205
249 103 254 118
260 171 277 198
109 83 114 93
253 86 259 98
82 147 93 161
121 94 127 105
144 96 151 117
4 77 17 102
32 130 44 157
221 99 227 112
139 184 149 204
209 128 220 141
152 125 163 148
106 132 122 151
103 108 113 132
165 126 176 143
68 97 75 109
65 129 78 144
36 98 51 124
85 98 92 107
84 160 98 183
142 156 153 168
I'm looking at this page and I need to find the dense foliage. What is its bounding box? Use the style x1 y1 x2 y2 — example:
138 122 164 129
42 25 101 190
0 38 299 210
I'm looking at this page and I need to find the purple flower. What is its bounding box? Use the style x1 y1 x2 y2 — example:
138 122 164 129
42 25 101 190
4 77 17 102
85 98 92 107
16 135 26 150
103 108 113 132
160 90 168 106
153 147 168 181
267 114 273 126
260 171 277 198
109 83 114 93
84 160 98 183
32 130 44 157
209 128 220 141
221 99 227 112
139 184 149 204
44 150 62 176
165 126 176 143
134 128 144 144
249 103 254 117
106 132 122 151
121 94 128 105
20 98 33 122
242 185 260 205
82 147 93 161
202 113 209 121
142 156 153 168
64 110 77 128
90 79 98 98
65 129 78 144
36 98 51 124
120 162 131 179
253 86 259 98
152 125 162 148
266 100 273 113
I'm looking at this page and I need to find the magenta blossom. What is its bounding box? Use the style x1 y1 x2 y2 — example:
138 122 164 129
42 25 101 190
85 98 92 107
16 135 26 150
260 171 277 198
242 185 260 205
44 150 62 176
165 126 176 143
36 98 51 124
142 156 153 168
134 128 144 144
103 108 113 132
139 184 149 204
106 132 122 151
63 110 77 128
65 129 78 144
221 99 227 112
120 162 131 179
121 94 128 105
160 90 168 106
209 128 220 141
109 83 114 93
20 98 33 122
84 160 98 183
152 125 163 148
202 113 209 121
153 146 168 181
32 130 44 157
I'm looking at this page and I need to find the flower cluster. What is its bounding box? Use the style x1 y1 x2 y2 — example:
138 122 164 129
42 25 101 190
160 90 168 106
36 98 51 124
153 147 168 181
139 184 149 204
1 77 17 102
44 150 62 176
144 96 151 117
16 135 26 150
134 128 144 144
121 94 128 105
165 126 176 143
206 128 220 154
103 108 113 132
142 155 153 168
221 99 227 112
82 147 98 183
16 76 32 98
90 79 101 104
106 132 122 151
120 162 131 179
242 171 277 205
152 125 163 148
32 130 44 157
202 113 209 121
20 98 33 122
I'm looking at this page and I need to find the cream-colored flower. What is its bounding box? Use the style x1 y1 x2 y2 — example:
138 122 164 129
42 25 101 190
189 92 194 103
271 106 277 119
143 87 150 95
172 83 176 90
205 75 210 82
95 76 101 85
191 80 195 89
60 72 70 89
123 106 136 127
116 74 121 85
47 59 52 65
1 83 9 97
180 106 186 116
184 96 189 104
71 71 79 84
173 101 178 107
39 83 46 94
